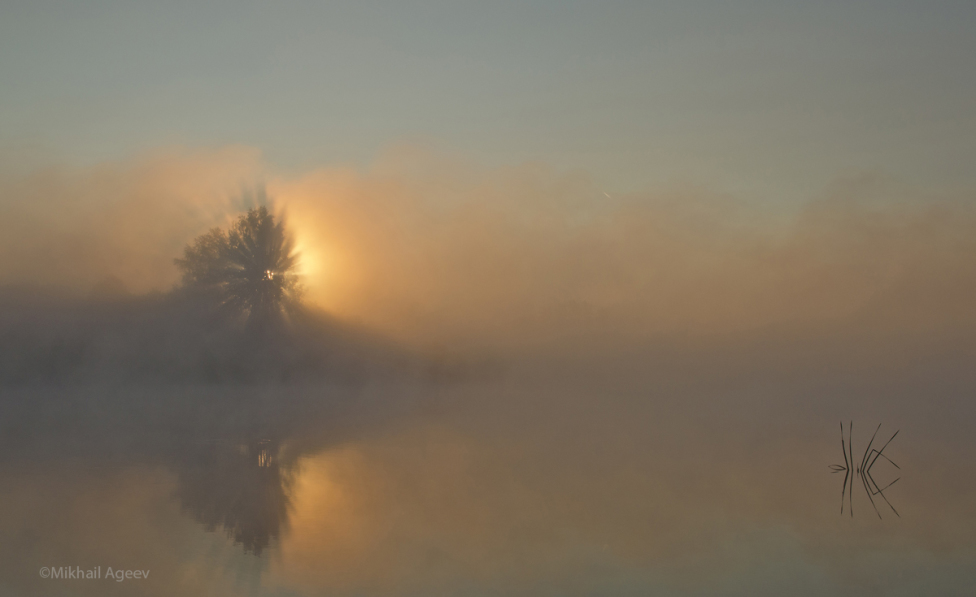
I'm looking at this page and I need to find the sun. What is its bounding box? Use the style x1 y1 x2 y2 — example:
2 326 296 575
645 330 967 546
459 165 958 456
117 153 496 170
292 239 322 280
289 231 339 310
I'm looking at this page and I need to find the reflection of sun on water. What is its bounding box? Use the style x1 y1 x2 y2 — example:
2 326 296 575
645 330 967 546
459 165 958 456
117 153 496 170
273 449 375 591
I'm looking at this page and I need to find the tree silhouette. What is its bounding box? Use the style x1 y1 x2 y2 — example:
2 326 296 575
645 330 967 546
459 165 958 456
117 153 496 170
175 206 301 327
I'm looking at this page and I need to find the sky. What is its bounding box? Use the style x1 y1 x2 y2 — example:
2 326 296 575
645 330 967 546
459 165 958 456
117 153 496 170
3 0 976 204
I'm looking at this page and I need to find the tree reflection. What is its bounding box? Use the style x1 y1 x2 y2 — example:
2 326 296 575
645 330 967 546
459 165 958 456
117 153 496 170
176 438 293 555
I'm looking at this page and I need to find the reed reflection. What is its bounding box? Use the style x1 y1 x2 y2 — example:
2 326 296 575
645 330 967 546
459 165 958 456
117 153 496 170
830 422 901 519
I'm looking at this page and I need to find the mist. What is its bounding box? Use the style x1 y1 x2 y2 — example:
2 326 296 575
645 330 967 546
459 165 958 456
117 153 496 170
5 146 976 349
2 146 976 596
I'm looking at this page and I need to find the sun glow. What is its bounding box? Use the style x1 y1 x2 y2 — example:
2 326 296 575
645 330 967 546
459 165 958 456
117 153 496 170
276 180 370 318
289 226 345 311
292 241 319 279
292 238 324 282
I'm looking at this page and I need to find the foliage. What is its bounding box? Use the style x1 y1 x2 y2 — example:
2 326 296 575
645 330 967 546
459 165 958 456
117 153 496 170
175 206 301 326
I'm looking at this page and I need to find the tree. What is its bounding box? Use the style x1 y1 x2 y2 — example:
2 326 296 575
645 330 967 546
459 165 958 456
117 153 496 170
175 206 302 327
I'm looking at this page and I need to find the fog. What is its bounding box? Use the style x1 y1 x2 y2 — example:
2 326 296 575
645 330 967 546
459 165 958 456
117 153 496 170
4 146 975 351
1 147 975 596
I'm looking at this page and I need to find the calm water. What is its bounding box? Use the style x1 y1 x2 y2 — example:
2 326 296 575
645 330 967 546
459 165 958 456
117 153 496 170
2 338 976 596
